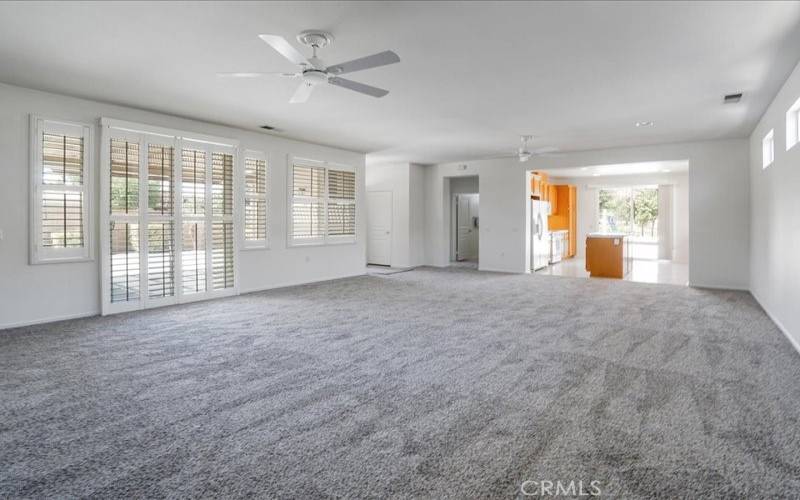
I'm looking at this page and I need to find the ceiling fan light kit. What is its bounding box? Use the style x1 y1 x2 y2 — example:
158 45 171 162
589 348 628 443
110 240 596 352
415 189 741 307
219 29 400 104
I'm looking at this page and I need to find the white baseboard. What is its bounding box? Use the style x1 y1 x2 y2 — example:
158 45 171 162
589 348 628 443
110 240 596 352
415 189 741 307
239 271 368 295
750 290 800 357
0 310 99 331
688 281 750 291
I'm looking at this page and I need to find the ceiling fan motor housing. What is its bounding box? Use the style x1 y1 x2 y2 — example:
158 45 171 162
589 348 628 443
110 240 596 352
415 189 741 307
296 30 334 48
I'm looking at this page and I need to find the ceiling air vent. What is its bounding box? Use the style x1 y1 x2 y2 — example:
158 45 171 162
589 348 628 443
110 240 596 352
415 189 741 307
260 124 276 131
724 93 743 104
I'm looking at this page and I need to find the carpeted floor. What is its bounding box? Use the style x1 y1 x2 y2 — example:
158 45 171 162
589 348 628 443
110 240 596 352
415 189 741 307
2 267 800 498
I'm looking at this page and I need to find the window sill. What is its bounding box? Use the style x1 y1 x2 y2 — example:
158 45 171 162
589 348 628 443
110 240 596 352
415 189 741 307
287 239 357 249
31 255 94 265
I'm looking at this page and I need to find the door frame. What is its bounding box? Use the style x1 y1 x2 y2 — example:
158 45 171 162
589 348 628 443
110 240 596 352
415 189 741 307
451 193 479 262
366 190 392 266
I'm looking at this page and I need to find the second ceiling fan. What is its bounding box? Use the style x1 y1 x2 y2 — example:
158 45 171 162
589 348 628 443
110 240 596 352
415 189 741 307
218 30 400 103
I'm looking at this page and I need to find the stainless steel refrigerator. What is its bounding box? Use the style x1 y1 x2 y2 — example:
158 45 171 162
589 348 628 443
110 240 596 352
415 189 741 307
530 200 551 271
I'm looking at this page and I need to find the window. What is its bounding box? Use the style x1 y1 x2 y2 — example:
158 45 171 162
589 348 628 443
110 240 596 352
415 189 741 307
288 160 357 246
30 116 93 264
762 129 774 169
100 118 238 315
243 151 268 248
787 96 800 151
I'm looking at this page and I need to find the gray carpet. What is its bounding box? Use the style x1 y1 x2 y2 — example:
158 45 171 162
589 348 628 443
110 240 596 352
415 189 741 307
2 267 800 498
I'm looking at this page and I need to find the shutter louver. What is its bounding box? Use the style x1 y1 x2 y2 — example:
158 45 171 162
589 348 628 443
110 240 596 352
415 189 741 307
147 222 175 298
293 165 324 197
148 144 174 215
327 170 356 237
110 139 139 214
212 222 234 289
244 157 267 243
181 149 205 216
181 221 206 294
41 191 84 248
110 222 140 302
42 133 83 186
212 152 233 216
291 200 324 240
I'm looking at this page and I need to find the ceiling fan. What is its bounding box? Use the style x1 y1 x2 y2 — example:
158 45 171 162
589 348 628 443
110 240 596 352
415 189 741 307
218 30 400 103
494 135 561 162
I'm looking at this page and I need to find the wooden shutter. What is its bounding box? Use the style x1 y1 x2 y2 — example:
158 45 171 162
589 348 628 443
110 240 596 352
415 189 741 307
212 152 234 289
291 164 325 243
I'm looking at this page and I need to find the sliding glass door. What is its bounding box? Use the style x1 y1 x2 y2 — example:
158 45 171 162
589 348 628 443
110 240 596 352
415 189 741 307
598 186 659 259
102 124 236 315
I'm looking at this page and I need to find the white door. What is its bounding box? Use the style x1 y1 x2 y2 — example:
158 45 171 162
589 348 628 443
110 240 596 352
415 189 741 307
367 191 392 266
456 194 479 261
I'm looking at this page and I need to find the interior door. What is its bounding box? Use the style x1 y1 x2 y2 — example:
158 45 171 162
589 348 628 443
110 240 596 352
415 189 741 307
456 193 479 261
367 191 392 266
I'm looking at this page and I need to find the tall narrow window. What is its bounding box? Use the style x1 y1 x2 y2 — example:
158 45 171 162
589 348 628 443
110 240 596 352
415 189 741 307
212 152 235 290
147 144 175 298
243 152 268 248
108 136 141 304
787 96 800 151
288 160 357 246
181 149 206 295
30 117 92 264
290 164 326 244
763 129 774 169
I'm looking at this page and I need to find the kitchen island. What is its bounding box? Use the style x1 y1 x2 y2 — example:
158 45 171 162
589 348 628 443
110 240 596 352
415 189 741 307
585 233 631 279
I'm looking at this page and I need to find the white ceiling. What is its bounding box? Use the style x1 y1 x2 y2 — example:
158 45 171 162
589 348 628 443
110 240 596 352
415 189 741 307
1 1 800 164
545 160 689 178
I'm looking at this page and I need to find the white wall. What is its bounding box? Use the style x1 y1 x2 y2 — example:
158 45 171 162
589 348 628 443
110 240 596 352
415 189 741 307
549 172 690 263
0 83 366 329
749 59 800 350
425 139 749 288
365 162 426 268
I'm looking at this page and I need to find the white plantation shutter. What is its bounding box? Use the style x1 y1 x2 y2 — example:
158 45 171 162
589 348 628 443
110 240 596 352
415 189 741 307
100 119 238 315
243 152 268 247
327 169 356 238
30 117 93 263
211 152 235 289
289 161 357 245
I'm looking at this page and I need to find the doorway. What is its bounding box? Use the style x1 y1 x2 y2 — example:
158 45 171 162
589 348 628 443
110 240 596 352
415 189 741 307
367 191 392 266
455 194 479 262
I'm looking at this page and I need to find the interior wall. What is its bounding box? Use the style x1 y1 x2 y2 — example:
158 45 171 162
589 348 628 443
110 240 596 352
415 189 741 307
749 58 800 350
0 83 366 329
366 163 411 268
549 171 689 263
425 139 749 288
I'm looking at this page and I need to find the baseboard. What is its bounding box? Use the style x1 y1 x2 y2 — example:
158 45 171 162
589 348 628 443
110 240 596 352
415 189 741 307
239 271 368 295
750 290 800 357
0 310 99 331
688 281 750 291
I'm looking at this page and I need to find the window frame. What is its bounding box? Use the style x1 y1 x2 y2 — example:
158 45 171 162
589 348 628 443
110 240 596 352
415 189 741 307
287 156 357 247
99 118 239 316
762 129 775 169
29 115 94 265
786 96 800 152
241 149 269 250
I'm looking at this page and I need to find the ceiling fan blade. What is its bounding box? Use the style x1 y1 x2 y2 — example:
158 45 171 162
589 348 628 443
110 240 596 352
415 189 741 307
289 82 315 103
216 72 297 78
325 50 400 75
258 34 310 66
328 77 389 98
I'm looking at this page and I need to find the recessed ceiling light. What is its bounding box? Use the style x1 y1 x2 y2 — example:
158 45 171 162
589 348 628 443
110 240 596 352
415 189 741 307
580 167 589 171
635 121 654 127
661 169 671 173
592 173 600 177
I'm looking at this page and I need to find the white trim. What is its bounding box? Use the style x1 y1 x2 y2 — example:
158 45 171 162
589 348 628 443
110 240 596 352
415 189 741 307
287 155 357 247
0 310 99 331
751 290 800 357
100 119 240 316
241 149 269 250
238 271 367 295
29 114 94 265
100 117 239 148
687 282 749 291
